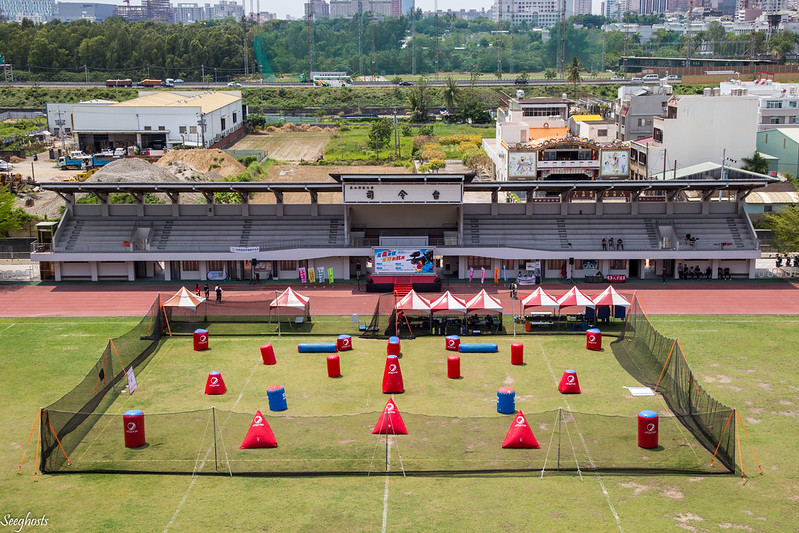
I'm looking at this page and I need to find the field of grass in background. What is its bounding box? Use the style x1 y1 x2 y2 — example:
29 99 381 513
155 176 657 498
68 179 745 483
2 315 798 531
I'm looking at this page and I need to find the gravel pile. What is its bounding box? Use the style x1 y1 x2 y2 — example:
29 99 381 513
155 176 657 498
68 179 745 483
87 158 179 183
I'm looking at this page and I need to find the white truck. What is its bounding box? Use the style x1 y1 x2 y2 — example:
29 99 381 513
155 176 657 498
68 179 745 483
57 151 93 170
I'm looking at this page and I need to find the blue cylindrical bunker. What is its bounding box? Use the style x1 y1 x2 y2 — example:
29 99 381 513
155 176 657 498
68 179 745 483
267 385 287 411
497 387 516 414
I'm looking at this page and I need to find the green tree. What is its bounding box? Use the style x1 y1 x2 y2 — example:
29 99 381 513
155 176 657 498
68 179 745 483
0 185 31 235
442 76 459 111
544 68 557 80
565 56 582 94
741 151 770 175
764 205 799 252
407 78 431 122
367 117 393 159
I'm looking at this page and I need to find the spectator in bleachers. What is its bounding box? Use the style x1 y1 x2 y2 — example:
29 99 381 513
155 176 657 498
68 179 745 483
682 265 689 279
718 266 724 279
608 237 615 250
694 266 701 279
617 238 623 250
678 263 683 279
705 266 712 279
601 238 607 250
724 267 731 280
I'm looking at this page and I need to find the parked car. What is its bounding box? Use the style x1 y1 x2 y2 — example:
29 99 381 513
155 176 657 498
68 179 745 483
0 159 12 171
514 78 528 85
173 79 185 84
642 74 660 82
630 77 643 83
227 82 242 87
610 75 624 80
398 81 413 86
663 74 681 83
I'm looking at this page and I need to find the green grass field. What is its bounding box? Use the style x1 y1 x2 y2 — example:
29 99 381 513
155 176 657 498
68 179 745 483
3 316 799 531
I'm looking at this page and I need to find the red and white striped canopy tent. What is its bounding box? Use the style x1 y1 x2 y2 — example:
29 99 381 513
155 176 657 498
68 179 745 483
162 286 206 309
466 289 503 313
520 287 559 310
395 290 432 313
269 287 311 320
556 286 596 309
591 286 632 308
429 291 467 314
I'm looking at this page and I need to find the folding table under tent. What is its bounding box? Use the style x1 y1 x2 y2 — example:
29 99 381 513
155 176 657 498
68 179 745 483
268 287 312 327
429 291 468 335
520 287 560 313
393 289 432 337
465 289 504 333
556 286 596 329
161 286 207 334
588 285 631 321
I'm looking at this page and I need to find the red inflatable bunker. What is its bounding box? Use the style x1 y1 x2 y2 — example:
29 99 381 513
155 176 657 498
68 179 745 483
372 399 408 435
502 410 540 449
240 410 277 449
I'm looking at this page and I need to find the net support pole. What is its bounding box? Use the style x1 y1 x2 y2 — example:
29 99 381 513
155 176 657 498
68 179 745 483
709 409 734 468
557 407 562 471
653 338 678 393
735 409 764 476
736 409 746 484
34 412 40 482
17 410 39 477
45 410 71 467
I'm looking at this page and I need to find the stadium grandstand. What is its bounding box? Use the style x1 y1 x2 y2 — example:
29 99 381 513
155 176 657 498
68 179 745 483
30 170 773 286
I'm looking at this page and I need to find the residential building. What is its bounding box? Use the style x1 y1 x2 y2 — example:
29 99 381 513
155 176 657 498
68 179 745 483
757 128 799 175
720 79 799 130
570 114 617 143
329 0 391 18
615 83 674 141
174 2 206 23
0 0 54 22
573 0 592 15
305 0 329 18
629 91 759 180
69 91 245 152
491 0 574 29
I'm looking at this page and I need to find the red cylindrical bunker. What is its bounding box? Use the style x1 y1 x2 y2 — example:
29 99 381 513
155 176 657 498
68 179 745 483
327 354 341 378
638 410 659 449
387 336 400 356
586 328 602 351
123 409 146 448
260 344 276 365
337 335 352 351
193 328 209 351
511 342 524 365
445 335 460 351
447 355 460 379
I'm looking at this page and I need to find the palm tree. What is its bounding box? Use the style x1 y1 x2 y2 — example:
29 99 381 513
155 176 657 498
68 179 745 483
565 57 582 95
741 151 770 175
442 77 459 112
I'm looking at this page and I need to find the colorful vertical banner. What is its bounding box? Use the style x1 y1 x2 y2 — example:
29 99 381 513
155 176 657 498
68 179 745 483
317 267 325 283
494 267 499 283
327 267 334 284
469 267 474 283
308 267 316 284
298 267 307 283
503 265 507 282
480 267 485 284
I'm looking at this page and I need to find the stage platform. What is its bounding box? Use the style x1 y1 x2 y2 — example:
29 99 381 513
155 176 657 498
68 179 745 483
365 275 442 294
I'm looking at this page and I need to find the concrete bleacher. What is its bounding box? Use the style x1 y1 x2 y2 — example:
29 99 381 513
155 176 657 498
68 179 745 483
56 215 346 253
462 213 757 252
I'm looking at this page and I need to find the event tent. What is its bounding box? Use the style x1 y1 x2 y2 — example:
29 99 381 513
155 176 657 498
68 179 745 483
466 289 503 313
162 286 206 308
395 290 432 312
429 291 467 314
591 286 631 308
269 287 311 321
521 287 559 310
556 286 596 309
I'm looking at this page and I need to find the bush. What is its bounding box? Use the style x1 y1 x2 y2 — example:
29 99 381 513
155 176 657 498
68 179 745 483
439 134 482 145
238 155 257 167
418 125 434 136
421 143 446 161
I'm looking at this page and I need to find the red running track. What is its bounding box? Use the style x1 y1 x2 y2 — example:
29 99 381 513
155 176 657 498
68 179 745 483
2 280 799 318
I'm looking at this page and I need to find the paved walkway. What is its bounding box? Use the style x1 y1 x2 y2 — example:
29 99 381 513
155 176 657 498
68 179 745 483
2 279 798 318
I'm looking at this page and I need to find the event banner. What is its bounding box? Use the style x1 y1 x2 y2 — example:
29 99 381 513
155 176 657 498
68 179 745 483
327 267 334 284
298 267 307 283
317 267 325 283
374 248 435 274
308 267 316 283
126 367 138 395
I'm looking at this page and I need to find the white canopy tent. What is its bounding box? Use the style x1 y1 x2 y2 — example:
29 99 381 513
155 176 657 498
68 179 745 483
521 287 559 312
269 287 311 323
429 291 467 314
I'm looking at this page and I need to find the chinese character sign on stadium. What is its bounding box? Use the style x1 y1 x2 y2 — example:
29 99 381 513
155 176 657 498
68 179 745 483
374 248 435 274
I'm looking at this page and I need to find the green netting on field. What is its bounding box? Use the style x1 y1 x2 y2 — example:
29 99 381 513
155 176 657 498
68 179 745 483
610 293 737 473
39 408 728 476
39 297 162 473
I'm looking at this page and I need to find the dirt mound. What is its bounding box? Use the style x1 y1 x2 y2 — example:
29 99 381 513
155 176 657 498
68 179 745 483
163 161 212 181
88 158 178 183
157 149 247 177
8 155 25 163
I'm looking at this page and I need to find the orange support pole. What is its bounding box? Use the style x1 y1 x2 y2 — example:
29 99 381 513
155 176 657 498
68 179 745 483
45 411 71 467
17 411 39 475
736 409 764 477
653 338 678 393
709 409 734 468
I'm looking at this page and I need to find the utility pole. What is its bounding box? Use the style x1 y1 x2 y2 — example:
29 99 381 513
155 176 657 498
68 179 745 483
201 64 205 83
686 0 693 67
358 0 363 77
84 64 89 84
370 0 376 78
559 0 566 75
307 2 314 83
434 0 439 80
497 0 503 80
411 2 416 75
623 0 629 73
242 11 249 80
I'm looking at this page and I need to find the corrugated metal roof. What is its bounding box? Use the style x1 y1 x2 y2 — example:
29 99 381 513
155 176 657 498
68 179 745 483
746 191 799 204
111 91 241 113
571 114 603 122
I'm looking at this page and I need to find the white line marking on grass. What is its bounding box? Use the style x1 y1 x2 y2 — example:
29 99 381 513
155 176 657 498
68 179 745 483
165 358 261 532
382 440 391 533
535 339 623 533
0 323 16 334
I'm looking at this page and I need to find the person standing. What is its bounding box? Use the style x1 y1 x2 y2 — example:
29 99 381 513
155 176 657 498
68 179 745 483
203 283 210 300
214 284 223 303
195 283 200 296
601 238 607 250
661 266 667 284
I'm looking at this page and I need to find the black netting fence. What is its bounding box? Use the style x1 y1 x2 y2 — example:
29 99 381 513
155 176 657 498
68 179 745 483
39 297 163 473
610 293 737 474
38 408 728 476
